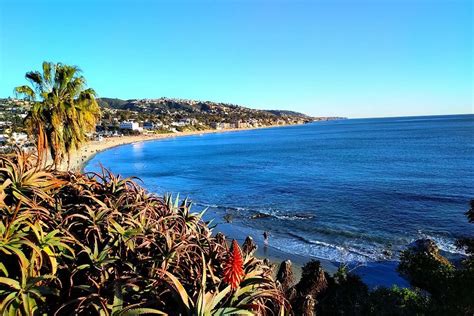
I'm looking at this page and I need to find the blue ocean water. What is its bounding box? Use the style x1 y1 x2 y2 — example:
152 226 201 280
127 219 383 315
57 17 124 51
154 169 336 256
86 115 474 264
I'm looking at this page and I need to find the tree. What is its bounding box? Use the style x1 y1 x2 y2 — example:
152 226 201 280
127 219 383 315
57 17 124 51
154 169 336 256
397 201 474 314
14 62 100 168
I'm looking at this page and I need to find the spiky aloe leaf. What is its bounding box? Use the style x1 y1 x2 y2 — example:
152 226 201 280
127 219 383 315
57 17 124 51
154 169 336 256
159 270 191 311
118 307 168 315
213 307 254 315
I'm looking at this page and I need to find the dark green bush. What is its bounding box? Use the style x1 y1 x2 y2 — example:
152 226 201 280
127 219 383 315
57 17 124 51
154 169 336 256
368 286 429 315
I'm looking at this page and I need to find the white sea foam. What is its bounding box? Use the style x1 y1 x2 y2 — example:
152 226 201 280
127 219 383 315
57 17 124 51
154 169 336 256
416 232 466 255
270 234 390 263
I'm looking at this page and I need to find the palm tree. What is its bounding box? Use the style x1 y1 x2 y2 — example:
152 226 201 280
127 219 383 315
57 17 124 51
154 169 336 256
14 62 100 168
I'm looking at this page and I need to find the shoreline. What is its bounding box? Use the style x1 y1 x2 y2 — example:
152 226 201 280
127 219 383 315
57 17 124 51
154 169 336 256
60 124 301 172
74 121 413 289
211 221 409 289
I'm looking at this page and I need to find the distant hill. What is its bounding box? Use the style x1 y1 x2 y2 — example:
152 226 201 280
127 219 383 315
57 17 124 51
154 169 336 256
266 110 309 118
97 98 130 109
97 97 311 119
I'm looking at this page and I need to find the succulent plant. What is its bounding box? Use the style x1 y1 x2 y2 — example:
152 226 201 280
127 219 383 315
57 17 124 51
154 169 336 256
0 151 287 315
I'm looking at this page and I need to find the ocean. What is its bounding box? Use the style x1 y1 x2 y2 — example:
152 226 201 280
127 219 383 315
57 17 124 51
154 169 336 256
85 114 474 284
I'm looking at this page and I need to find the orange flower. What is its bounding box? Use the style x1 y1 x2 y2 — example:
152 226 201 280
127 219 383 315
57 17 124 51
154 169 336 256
223 239 245 290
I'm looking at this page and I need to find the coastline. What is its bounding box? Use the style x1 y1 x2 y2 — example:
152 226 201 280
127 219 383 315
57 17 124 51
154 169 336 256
212 221 409 289
77 122 412 289
60 124 300 172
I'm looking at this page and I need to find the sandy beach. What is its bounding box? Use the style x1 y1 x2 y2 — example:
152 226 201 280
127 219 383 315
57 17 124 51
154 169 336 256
59 125 293 172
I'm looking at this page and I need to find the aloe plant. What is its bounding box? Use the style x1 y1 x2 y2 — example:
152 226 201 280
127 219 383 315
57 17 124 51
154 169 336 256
0 152 287 315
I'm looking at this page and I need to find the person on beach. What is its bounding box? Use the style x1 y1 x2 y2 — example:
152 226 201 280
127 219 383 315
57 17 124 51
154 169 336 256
263 231 269 245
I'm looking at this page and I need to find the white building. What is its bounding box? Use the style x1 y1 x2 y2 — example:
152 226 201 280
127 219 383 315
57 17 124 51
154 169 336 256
119 121 140 131
143 121 162 130
171 121 186 127
178 118 197 126
210 122 225 130
10 132 28 144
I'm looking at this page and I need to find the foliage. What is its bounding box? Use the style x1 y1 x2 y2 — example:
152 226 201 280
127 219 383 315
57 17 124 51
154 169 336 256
393 201 474 315
0 152 286 315
271 199 474 316
398 239 454 298
14 62 100 167
368 286 429 315
1 150 472 315
316 266 369 315
398 226 474 315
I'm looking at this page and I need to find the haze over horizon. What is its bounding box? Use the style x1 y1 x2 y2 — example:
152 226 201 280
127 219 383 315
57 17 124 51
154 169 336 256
0 0 472 118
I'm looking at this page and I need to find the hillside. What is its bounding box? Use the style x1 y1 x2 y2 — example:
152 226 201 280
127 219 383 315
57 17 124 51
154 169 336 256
98 97 312 119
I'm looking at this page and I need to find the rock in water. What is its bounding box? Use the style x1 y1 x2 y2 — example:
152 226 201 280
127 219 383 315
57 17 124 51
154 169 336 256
250 212 271 219
407 238 451 265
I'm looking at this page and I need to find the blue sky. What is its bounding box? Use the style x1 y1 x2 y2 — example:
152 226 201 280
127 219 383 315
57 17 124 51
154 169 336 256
0 0 472 118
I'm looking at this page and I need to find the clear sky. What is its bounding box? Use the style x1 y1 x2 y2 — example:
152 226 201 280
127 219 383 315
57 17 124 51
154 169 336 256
0 0 472 118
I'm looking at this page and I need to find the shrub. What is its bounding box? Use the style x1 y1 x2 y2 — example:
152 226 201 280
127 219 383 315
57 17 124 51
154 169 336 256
316 265 369 316
398 219 474 314
398 239 454 299
0 152 287 315
368 286 429 315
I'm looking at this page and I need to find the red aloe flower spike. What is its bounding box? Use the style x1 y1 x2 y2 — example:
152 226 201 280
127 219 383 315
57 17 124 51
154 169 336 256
223 239 245 290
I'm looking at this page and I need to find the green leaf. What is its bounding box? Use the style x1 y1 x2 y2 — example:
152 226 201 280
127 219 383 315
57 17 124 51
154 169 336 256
118 307 168 316
112 282 124 315
160 270 191 311
0 262 8 277
206 286 231 312
0 292 17 312
0 277 21 290
196 254 207 315
214 307 254 315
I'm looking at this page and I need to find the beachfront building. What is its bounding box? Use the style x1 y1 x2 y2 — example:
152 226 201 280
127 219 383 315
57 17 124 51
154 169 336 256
232 120 251 129
119 121 141 131
248 119 260 127
143 121 162 130
232 120 242 128
210 122 223 130
210 122 232 130
170 118 197 128
0 132 29 146
171 121 185 127
11 132 28 144
143 122 153 130
179 118 191 126
178 118 198 126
